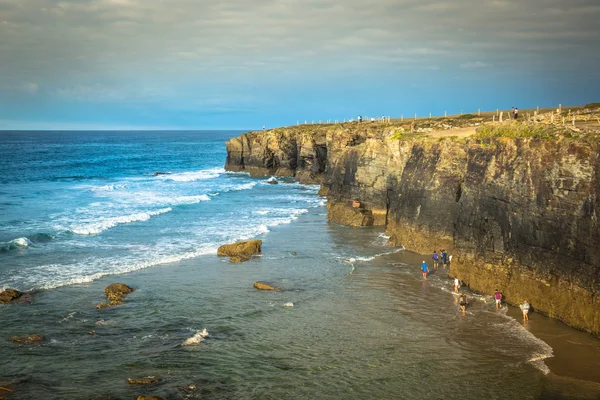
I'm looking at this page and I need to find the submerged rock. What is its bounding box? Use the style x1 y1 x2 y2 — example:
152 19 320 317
0 289 23 304
8 334 45 344
253 281 281 291
127 376 159 385
97 283 134 309
267 180 279 184
136 396 164 400
152 172 171 176
218 240 262 263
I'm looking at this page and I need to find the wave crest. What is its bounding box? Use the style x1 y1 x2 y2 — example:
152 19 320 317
70 208 172 235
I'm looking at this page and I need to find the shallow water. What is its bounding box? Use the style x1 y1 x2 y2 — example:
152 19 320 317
1 131 600 399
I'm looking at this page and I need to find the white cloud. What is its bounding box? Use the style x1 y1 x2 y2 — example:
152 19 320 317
22 82 39 94
460 61 492 69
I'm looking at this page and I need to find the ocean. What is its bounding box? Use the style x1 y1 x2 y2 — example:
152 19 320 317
1 130 599 399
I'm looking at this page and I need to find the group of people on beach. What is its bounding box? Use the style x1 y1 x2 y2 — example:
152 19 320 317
421 251 531 320
420 249 450 280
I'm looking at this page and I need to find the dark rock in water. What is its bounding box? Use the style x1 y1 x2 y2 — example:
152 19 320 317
136 396 164 400
0 289 23 304
9 334 45 344
96 302 111 310
152 172 171 176
253 281 281 291
267 180 279 184
290 251 297 256
218 240 262 263
127 376 159 385
104 283 133 303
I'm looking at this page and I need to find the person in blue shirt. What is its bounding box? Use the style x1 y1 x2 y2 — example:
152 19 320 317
432 251 440 269
421 261 429 280
441 250 448 267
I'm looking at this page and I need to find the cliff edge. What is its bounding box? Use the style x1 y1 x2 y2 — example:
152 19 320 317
225 106 600 335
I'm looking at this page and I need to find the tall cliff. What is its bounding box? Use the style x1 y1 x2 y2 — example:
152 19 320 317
225 116 600 335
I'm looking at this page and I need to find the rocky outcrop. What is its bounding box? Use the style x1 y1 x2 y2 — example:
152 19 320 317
96 283 134 309
0 289 23 304
9 334 45 344
218 240 262 263
253 281 281 291
225 114 600 335
127 377 159 385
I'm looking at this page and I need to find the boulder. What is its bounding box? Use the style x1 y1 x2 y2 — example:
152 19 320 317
253 281 281 291
9 334 45 344
217 240 262 260
267 180 279 185
127 376 159 385
104 283 133 302
0 289 23 304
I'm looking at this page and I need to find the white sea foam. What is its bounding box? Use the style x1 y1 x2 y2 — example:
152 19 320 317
157 168 223 182
70 208 173 235
182 328 209 346
283 302 294 307
90 184 128 192
10 237 33 247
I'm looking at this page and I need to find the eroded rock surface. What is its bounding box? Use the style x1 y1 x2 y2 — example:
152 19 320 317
9 334 45 344
96 283 134 309
253 281 281 291
0 289 23 304
218 240 262 263
225 114 600 335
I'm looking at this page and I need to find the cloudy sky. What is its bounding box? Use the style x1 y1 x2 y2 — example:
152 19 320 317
1 0 599 130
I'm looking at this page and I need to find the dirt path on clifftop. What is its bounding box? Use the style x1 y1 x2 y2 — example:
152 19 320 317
427 126 477 139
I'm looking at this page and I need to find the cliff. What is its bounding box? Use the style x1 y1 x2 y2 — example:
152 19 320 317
225 108 600 335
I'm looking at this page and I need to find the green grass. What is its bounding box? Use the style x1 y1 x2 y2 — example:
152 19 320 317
474 122 572 140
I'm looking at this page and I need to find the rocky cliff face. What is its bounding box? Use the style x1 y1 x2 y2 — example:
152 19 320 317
225 122 600 335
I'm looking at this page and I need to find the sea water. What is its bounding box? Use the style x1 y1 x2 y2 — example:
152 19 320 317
1 131 599 399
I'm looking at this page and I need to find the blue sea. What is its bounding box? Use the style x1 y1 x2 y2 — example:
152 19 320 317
1 131 599 399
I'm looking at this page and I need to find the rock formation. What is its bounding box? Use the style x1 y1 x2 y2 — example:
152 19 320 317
127 377 159 385
253 281 281 291
218 240 262 263
0 289 23 304
96 283 134 309
9 334 45 344
225 110 600 335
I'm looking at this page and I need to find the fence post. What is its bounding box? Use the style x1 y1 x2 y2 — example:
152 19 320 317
500 111 503 122
559 104 562 113
312 120 314 124
297 121 299 126
304 120 307 125
572 117 575 126
478 109 480 116
537 106 539 113
444 111 447 117
414 113 417 120
493 115 495 122
429 112 432 118
551 114 554 123
496 109 499 116
562 116 565 125
401 115 404 121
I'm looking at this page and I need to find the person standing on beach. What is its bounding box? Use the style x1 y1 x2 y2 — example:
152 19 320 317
459 292 468 312
432 251 440 269
494 289 502 309
520 300 530 320
421 261 429 280
453 277 460 293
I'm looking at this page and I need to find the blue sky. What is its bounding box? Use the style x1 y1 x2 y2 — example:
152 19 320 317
1 0 599 130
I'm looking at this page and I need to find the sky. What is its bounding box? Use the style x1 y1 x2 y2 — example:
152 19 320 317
1 0 599 130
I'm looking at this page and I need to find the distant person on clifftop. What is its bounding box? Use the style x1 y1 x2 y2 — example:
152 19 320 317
421 261 429 280
454 277 460 293
358 115 362 123
432 251 440 269
520 300 530 320
459 292 468 312
494 289 502 309
514 108 519 120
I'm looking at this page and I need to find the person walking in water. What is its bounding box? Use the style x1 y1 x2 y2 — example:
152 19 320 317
432 251 440 269
421 261 429 280
453 277 460 293
520 300 530 320
441 250 448 267
494 289 502 309
459 292 468 312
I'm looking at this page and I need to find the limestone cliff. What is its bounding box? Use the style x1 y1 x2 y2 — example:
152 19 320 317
225 111 600 335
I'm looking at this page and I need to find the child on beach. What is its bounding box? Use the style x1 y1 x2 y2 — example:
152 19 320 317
520 300 530 320
421 261 429 279
453 277 460 293
459 292 468 312
494 289 502 309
